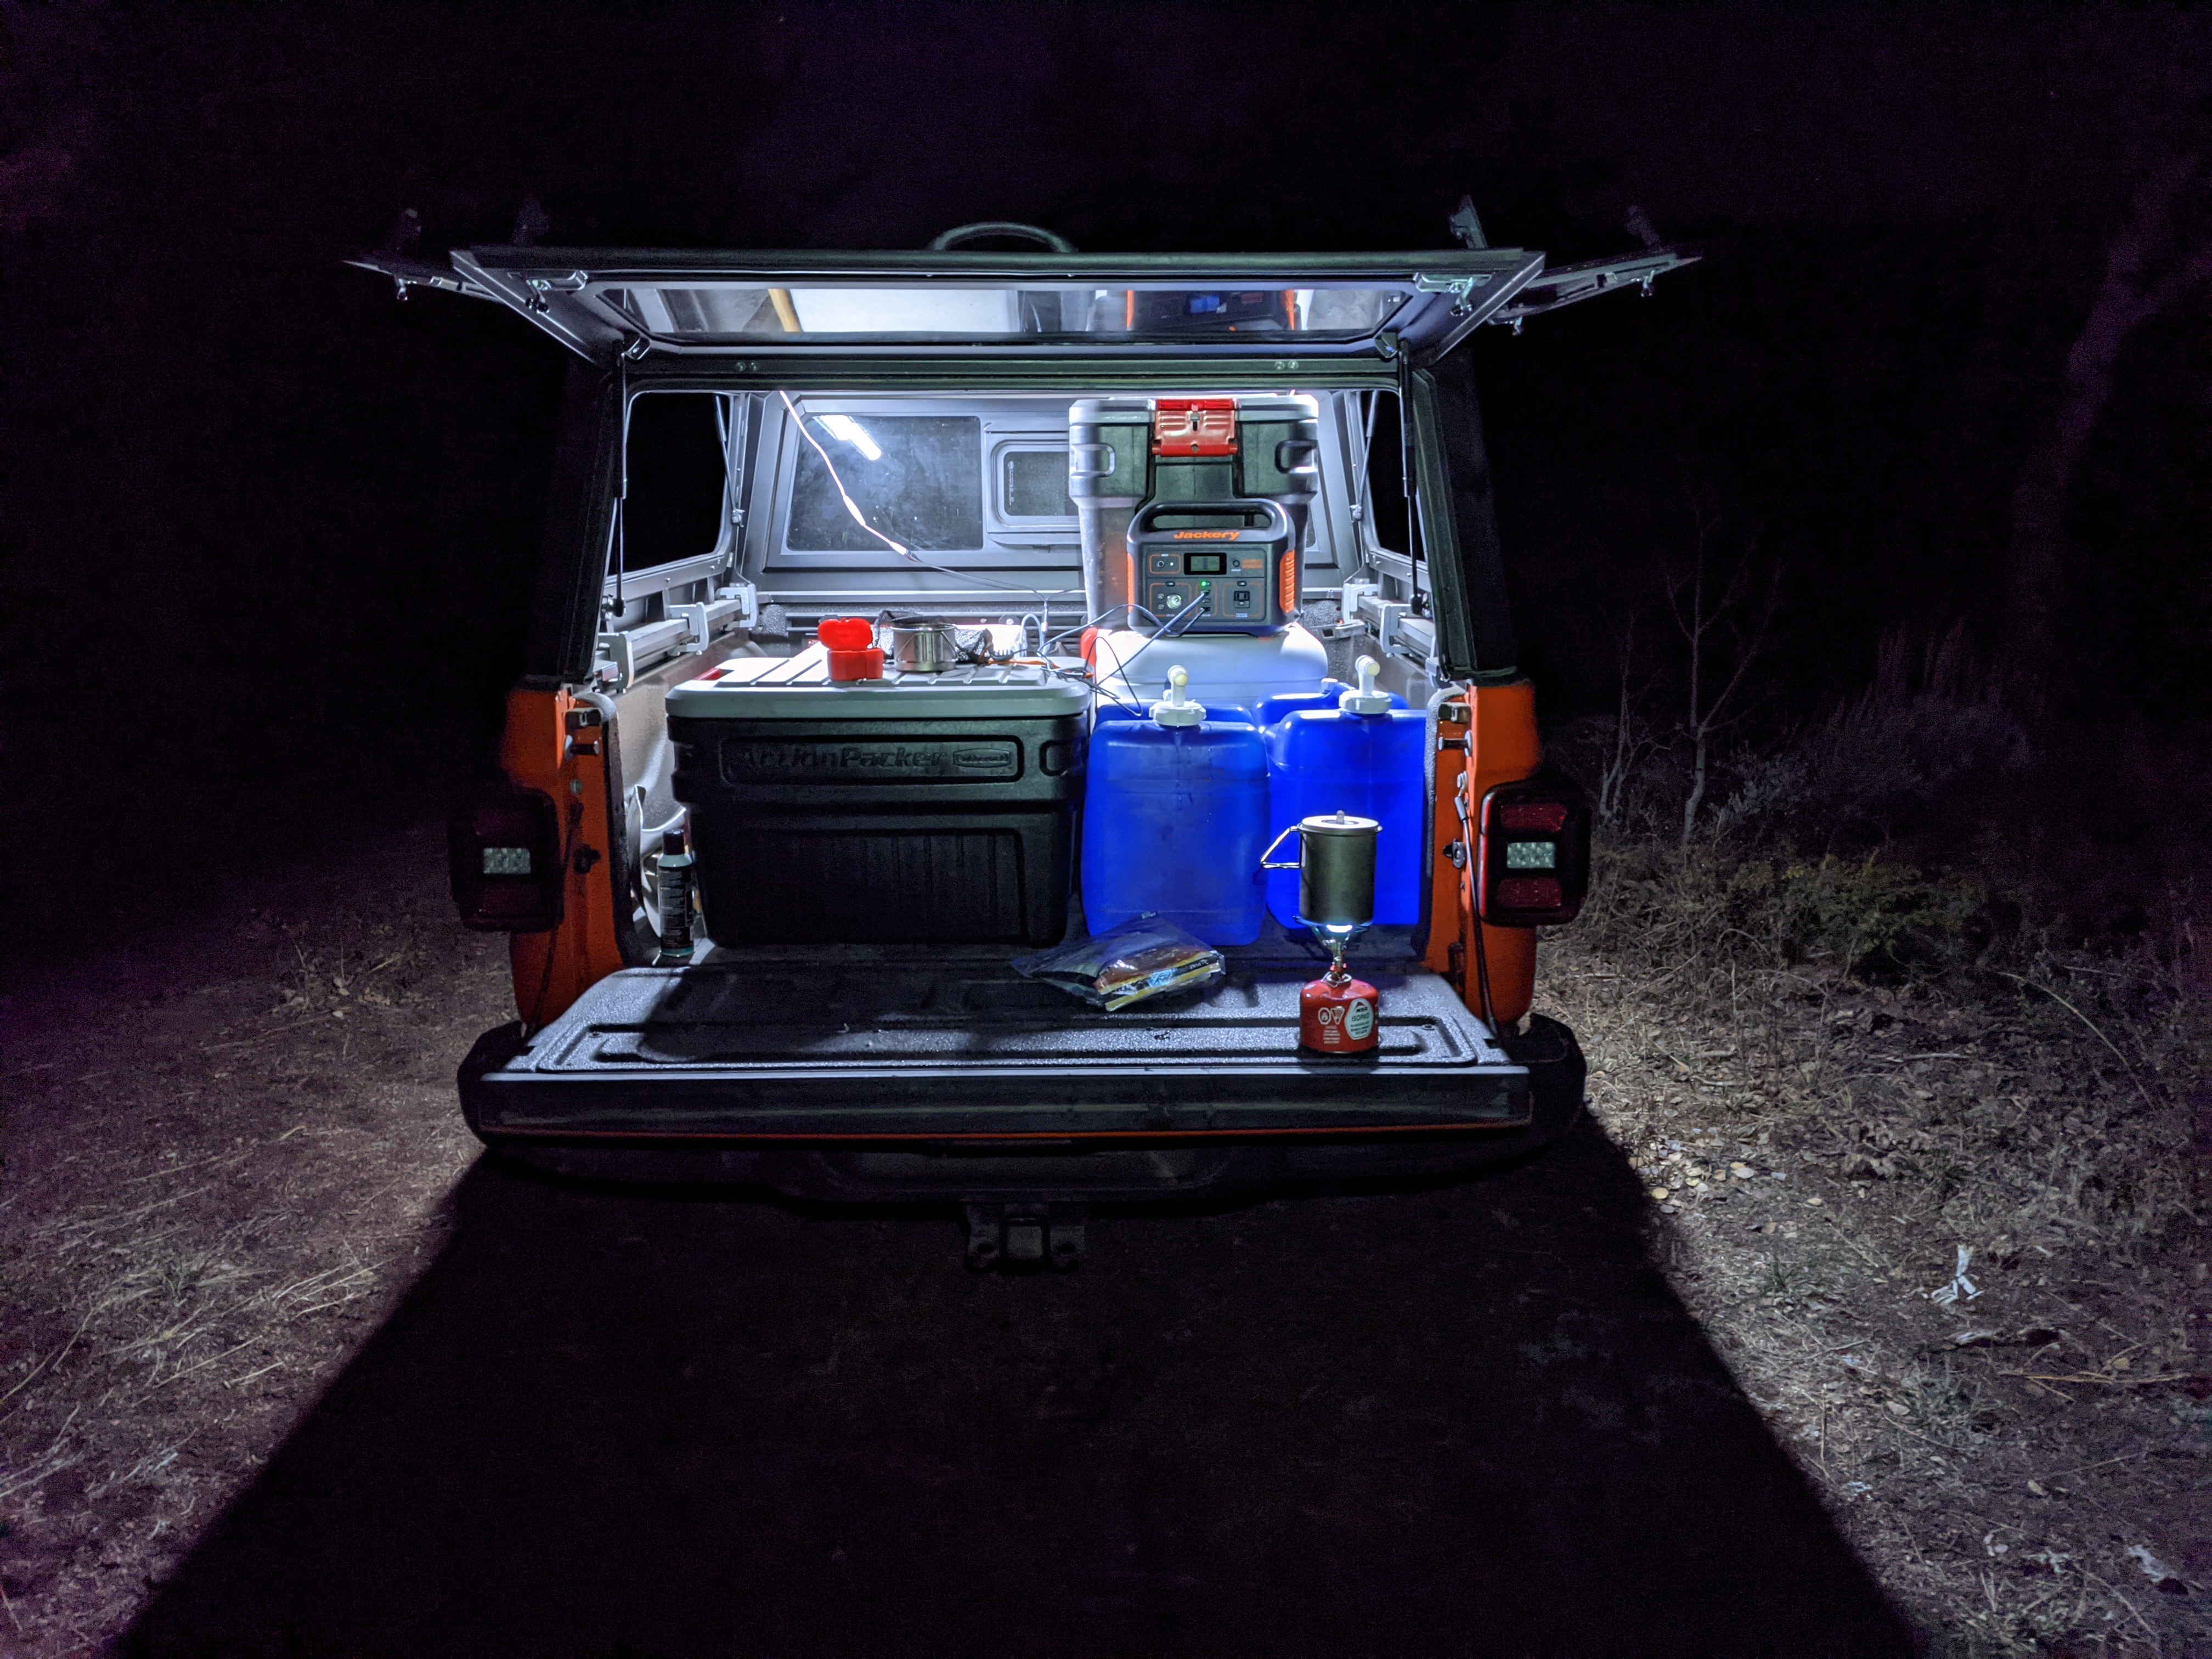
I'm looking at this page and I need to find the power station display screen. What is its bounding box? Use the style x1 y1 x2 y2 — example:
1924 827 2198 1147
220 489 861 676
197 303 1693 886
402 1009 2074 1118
1182 552 1227 575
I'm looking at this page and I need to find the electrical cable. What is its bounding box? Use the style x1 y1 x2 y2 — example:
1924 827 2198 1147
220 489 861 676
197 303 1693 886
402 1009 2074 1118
1042 603 1163 653
774 394 1245 723
1084 591 1217 715
1018 595 1208 716
525 797 584 1035
1453 775 1500 1032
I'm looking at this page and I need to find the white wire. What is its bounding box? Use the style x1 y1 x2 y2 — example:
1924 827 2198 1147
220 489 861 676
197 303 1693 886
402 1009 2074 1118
779 389 910 557
776 390 1079 602
771 393 1227 718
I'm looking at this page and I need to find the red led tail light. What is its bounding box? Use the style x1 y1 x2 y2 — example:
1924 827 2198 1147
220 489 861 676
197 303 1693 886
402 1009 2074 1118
1496 876 1565 911
1497 801 1569 834
449 778 565 933
1478 772 1592 927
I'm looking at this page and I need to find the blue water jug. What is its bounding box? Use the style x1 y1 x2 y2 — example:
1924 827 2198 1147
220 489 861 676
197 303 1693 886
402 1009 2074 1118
1092 700 1258 732
1082 667 1269 945
1254 679 1405 730
1264 657 1428 928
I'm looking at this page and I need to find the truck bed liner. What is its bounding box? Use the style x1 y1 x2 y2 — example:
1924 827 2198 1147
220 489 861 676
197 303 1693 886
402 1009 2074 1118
461 946 1532 1142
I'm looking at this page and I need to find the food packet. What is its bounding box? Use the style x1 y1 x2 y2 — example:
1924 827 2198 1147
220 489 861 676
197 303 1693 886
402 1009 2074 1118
1011 916 1226 1011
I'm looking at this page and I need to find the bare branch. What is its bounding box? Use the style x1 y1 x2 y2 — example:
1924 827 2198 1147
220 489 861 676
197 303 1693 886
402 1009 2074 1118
1703 560 1784 729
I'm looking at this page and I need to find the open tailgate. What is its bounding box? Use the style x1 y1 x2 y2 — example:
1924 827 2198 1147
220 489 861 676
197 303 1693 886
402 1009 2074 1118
461 953 1532 1142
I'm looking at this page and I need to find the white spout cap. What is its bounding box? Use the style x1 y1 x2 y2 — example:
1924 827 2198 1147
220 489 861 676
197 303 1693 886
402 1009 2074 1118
1151 665 1206 727
1338 655 1393 715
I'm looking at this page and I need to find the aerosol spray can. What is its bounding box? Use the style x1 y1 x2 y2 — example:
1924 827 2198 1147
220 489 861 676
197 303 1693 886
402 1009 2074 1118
654 827 696 966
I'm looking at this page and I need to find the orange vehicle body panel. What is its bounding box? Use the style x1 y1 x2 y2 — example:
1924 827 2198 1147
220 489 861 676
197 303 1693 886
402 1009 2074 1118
494 677 1542 1034
499 687 629 1026
1425 680 1541 1026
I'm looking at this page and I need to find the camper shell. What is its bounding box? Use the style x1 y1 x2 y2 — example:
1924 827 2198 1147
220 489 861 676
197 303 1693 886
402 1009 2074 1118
354 226 1696 1235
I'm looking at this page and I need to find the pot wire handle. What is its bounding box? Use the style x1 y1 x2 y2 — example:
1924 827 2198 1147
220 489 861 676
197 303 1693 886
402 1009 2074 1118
1258 824 1303 872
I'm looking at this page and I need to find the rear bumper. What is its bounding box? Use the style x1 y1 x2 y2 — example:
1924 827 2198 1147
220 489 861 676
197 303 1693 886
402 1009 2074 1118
456 958 1585 1201
481 1124 1572 1204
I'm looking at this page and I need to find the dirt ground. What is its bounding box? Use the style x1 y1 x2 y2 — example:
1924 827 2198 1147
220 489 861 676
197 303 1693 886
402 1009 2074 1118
1547 911 2209 1657
1 815 2203 1657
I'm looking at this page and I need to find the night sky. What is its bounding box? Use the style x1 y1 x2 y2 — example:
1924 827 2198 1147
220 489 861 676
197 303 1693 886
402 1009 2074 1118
3 3 2207 955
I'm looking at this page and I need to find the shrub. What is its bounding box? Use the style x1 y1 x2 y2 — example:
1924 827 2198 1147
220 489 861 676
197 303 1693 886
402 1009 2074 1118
1578 838 1987 985
1798 690 2029 839
1765 850 1987 974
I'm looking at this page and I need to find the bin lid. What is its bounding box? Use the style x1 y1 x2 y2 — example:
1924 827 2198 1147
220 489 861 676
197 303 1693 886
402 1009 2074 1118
667 647 1091 720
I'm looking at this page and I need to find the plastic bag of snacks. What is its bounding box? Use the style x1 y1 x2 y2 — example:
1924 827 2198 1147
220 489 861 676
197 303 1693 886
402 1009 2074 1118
1011 916 1225 1011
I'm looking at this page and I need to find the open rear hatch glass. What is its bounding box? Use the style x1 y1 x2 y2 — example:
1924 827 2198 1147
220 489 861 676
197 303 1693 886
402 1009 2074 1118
351 238 1696 366
352 247 1562 364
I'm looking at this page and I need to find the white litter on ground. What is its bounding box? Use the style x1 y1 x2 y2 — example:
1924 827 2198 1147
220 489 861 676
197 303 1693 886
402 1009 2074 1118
1925 1245 1981 1307
2126 1543 2191 1591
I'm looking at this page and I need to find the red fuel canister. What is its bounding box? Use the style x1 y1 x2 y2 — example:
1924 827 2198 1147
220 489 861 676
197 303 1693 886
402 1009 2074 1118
1300 964 1380 1056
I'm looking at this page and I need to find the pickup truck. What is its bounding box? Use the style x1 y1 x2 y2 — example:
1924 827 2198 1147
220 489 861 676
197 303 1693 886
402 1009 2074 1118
353 218 1695 1266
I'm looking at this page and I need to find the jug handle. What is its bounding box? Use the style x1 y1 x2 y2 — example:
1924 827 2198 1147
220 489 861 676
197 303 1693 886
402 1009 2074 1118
1257 825 1303 872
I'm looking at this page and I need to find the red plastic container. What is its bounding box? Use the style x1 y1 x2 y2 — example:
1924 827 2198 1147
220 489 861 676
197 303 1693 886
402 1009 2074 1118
817 617 884 681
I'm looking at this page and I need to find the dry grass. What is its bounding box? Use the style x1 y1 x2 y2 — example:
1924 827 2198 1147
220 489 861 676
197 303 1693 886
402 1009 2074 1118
0 861 503 1656
1548 835 2209 1656
1 820 2203 1654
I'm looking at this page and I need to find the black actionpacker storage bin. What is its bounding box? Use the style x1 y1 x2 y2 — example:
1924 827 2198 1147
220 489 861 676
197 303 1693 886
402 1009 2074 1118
667 656 1088 946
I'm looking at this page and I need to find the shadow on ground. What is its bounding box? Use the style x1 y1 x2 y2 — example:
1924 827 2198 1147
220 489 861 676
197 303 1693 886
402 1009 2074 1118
126 1118 1911 1657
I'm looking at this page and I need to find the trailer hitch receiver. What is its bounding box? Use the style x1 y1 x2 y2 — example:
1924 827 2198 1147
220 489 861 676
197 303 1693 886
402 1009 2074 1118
964 1204 1087 1272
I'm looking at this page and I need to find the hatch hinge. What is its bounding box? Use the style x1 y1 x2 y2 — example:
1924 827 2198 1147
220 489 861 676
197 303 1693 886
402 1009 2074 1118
1412 271 1493 314
592 629 635 693
521 270 588 312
